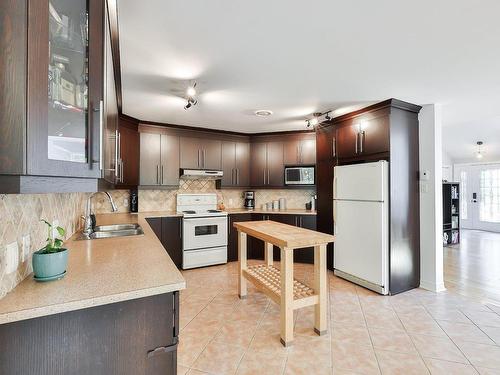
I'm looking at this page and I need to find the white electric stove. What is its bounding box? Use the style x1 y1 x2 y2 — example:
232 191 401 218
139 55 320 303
176 194 228 269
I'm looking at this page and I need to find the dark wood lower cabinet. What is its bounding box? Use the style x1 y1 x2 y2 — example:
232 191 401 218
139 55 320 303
146 217 183 269
228 213 252 261
0 293 179 375
228 213 317 264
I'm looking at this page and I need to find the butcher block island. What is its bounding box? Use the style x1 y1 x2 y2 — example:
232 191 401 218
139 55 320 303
234 220 334 346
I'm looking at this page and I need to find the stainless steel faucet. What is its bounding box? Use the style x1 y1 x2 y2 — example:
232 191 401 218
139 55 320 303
82 192 118 235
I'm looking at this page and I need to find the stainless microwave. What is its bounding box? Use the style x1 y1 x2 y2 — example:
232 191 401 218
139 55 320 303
284 166 315 185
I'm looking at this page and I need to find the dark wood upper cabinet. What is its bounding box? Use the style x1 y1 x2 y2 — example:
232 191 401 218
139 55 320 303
140 132 179 187
160 135 180 186
250 141 284 187
140 132 161 186
250 142 267 187
27 0 103 178
266 142 284 186
115 118 139 187
336 124 359 160
283 136 316 165
0 0 110 193
336 112 390 160
180 137 221 170
220 141 250 187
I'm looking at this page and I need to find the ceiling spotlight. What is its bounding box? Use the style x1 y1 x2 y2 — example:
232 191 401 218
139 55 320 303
184 82 198 110
254 110 273 117
476 141 484 159
187 85 196 97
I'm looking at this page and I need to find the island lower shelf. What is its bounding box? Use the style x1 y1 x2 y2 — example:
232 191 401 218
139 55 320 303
243 265 319 309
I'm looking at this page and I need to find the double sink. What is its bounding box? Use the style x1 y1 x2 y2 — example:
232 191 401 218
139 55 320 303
77 223 144 240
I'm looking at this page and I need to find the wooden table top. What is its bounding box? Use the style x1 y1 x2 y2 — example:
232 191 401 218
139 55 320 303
233 220 335 248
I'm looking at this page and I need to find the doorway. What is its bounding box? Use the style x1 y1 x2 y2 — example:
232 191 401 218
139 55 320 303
454 163 500 232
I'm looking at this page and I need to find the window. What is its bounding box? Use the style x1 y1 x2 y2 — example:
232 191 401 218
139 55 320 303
480 168 500 223
460 171 467 220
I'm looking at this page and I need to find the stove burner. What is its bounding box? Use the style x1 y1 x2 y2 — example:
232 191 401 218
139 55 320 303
183 210 196 214
207 209 221 213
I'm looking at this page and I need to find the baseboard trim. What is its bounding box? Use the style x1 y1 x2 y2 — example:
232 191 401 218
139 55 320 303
420 280 446 293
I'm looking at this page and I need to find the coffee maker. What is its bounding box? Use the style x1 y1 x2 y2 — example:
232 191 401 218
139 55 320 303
244 191 255 209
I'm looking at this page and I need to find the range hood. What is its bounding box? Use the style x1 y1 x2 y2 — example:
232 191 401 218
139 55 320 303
180 169 223 180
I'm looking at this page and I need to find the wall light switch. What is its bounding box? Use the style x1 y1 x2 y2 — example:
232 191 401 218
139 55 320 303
420 182 429 194
5 242 19 274
22 234 31 262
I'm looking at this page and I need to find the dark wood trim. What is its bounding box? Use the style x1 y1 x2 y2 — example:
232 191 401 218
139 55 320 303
328 98 422 125
0 0 27 175
106 0 122 113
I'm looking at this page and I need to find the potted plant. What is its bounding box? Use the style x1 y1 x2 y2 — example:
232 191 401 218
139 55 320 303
32 220 68 281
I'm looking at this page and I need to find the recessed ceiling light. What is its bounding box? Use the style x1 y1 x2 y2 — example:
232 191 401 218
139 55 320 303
254 110 273 117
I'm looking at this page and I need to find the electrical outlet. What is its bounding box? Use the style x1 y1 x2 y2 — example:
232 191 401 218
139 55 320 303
123 198 128 207
5 242 19 274
22 234 31 262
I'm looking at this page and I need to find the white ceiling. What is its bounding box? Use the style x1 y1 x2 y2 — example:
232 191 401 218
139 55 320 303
117 0 500 159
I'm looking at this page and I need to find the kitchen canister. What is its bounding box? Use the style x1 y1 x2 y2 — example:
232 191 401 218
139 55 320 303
266 202 273 210
272 200 279 209
279 198 286 209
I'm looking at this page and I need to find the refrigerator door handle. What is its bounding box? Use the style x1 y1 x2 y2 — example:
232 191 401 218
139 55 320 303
333 175 338 200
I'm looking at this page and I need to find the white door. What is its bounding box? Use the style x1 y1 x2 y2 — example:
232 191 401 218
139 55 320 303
334 200 388 289
455 164 500 232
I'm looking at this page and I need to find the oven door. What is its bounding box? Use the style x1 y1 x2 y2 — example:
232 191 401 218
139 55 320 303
183 216 228 251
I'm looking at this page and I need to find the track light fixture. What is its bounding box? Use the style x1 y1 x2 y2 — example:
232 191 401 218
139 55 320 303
305 111 332 128
184 82 198 110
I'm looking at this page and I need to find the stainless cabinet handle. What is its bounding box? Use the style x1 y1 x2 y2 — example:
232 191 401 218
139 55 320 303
263 169 266 185
332 137 336 158
156 165 160 185
203 150 206 168
267 168 270 185
355 132 359 154
236 168 239 185
115 130 119 177
232 168 235 185
98 100 104 170
360 131 365 153
161 165 164 185
119 160 124 183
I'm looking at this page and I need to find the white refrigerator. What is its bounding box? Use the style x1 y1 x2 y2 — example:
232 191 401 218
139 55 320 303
333 161 389 295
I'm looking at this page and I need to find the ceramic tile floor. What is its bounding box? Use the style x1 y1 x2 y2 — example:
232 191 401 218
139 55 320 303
178 261 500 375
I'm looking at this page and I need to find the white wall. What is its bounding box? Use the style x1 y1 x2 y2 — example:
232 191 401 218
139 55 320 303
442 150 454 182
419 104 446 292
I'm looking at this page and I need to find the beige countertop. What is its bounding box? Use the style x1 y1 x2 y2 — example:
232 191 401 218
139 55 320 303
234 220 334 248
225 208 317 215
0 213 185 325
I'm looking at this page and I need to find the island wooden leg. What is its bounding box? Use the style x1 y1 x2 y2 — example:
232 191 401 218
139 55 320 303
280 247 294 346
264 242 273 267
238 231 248 299
314 244 327 335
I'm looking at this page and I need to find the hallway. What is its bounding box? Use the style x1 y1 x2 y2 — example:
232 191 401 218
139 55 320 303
445 229 500 305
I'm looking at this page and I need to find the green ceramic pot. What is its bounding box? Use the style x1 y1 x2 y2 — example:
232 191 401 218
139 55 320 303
32 248 68 280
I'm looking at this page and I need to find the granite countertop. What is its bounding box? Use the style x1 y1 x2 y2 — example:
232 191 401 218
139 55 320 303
225 208 317 215
0 213 186 325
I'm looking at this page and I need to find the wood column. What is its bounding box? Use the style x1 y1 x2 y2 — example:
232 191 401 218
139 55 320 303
280 247 294 346
238 231 248 299
314 244 327 335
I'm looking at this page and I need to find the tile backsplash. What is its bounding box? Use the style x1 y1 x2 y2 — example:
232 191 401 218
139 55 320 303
137 179 316 212
0 193 86 299
0 180 314 299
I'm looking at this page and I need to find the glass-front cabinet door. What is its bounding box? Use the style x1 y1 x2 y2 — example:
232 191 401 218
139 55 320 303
27 0 103 177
